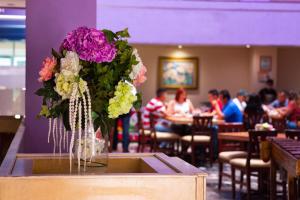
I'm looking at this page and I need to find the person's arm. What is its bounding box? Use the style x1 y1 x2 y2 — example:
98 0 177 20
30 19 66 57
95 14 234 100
213 100 224 118
277 102 294 117
188 99 195 113
166 101 175 115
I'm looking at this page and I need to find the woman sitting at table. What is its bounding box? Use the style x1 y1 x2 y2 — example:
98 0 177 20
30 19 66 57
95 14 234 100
167 88 194 116
277 92 300 129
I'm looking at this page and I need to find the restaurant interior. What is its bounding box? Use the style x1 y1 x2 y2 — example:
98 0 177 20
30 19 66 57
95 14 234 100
1 0 300 199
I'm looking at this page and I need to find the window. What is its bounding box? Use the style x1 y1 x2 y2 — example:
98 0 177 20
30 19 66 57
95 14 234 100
0 39 25 67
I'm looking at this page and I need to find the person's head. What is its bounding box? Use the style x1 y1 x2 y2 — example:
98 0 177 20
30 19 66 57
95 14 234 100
245 93 264 114
175 88 187 103
266 79 274 88
288 91 298 101
208 89 219 102
219 90 231 105
236 89 248 102
156 88 167 102
277 90 288 103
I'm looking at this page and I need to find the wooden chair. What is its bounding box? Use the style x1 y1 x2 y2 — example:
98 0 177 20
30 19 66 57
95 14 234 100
285 129 300 141
149 113 180 155
243 112 268 130
181 116 214 166
230 130 278 200
136 110 152 152
271 117 286 132
218 123 247 191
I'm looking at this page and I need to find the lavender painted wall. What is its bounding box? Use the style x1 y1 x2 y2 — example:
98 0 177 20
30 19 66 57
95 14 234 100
26 0 96 153
98 0 300 46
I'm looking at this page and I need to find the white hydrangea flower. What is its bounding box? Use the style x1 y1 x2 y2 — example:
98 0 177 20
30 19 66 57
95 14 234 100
129 48 143 80
55 70 87 100
60 51 82 75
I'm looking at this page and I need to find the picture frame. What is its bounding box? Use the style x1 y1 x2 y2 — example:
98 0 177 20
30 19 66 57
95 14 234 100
259 56 272 72
158 57 199 89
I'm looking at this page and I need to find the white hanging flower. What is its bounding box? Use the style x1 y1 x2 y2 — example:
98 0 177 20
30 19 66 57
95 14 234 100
129 49 143 80
61 51 82 75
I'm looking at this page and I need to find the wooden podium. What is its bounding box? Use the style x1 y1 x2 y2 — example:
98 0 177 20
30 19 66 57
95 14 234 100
0 121 207 200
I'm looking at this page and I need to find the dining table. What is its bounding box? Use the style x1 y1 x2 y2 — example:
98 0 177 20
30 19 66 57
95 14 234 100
218 131 286 142
165 115 225 126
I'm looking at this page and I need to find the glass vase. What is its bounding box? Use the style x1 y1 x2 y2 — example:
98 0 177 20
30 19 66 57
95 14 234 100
74 123 110 172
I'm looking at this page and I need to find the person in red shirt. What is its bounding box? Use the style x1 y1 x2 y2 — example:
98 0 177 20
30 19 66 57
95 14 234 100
277 92 300 129
143 88 171 132
208 89 223 115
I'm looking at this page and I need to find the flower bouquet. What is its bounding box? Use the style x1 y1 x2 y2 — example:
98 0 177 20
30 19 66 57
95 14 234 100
36 27 146 171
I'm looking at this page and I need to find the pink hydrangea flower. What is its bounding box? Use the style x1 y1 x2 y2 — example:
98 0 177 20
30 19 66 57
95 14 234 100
38 57 57 82
133 65 147 86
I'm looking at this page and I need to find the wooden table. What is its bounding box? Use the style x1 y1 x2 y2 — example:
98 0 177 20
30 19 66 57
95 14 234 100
0 120 207 200
165 115 224 125
218 131 286 142
270 138 300 200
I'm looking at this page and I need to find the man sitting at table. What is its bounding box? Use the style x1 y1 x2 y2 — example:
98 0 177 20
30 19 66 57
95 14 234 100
269 90 289 108
143 88 171 132
216 90 243 123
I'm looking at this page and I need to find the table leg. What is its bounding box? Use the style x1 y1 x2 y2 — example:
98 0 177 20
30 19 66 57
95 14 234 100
288 174 296 200
270 159 277 200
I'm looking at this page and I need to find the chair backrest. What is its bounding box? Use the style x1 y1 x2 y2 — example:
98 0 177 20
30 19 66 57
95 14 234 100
192 116 213 136
285 129 300 141
136 110 143 130
243 112 268 130
271 117 286 132
218 123 245 133
247 130 278 166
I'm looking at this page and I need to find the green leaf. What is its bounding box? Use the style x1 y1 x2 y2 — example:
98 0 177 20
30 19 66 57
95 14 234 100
102 29 116 43
116 28 130 38
51 48 62 59
133 93 142 110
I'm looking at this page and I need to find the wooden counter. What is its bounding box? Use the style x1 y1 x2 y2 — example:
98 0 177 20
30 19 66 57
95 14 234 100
0 121 207 200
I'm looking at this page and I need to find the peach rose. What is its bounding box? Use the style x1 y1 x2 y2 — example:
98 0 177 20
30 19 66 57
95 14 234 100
133 65 147 86
38 57 57 82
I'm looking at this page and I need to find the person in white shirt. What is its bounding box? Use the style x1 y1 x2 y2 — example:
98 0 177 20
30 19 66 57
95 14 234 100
167 88 194 116
232 90 248 112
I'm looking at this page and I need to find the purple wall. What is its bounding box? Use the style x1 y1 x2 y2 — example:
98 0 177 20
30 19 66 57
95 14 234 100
98 0 300 46
25 0 96 153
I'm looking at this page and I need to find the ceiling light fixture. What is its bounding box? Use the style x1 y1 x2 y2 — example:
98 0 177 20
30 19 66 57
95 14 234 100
178 45 183 49
0 15 26 20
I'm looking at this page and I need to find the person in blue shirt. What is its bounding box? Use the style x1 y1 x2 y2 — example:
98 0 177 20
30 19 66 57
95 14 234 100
216 90 243 123
269 90 289 108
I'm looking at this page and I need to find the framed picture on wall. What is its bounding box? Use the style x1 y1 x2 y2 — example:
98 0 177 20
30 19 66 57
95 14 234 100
259 56 272 72
158 57 199 89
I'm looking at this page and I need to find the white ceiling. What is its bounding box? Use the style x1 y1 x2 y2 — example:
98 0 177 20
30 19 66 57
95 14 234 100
0 0 25 8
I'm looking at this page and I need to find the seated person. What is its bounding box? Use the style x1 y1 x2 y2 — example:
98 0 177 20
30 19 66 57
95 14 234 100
207 89 223 115
215 90 243 123
269 90 289 108
167 88 194 116
244 93 266 129
277 92 300 129
143 88 171 132
259 78 277 105
232 89 248 112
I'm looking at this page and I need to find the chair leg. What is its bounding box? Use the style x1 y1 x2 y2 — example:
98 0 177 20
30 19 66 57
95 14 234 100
209 144 213 167
231 166 236 199
246 170 251 200
191 145 196 166
218 161 223 191
240 171 244 191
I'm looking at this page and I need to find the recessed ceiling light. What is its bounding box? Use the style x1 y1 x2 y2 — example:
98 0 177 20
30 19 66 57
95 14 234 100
246 44 251 48
178 45 183 49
